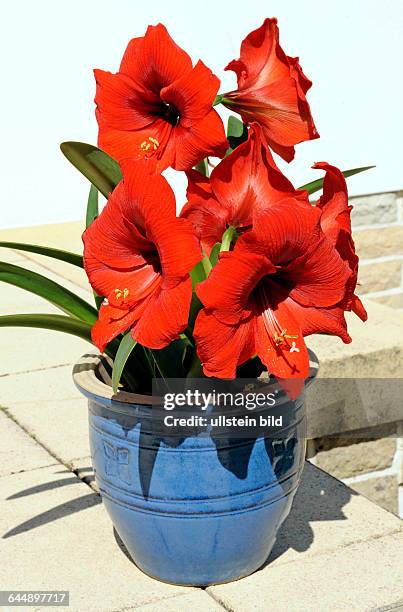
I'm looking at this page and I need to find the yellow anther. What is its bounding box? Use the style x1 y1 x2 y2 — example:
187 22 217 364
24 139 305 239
274 329 298 346
140 137 160 153
114 288 129 302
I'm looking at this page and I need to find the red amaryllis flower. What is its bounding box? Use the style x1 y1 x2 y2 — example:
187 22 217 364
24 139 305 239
314 162 368 322
181 123 306 255
222 18 319 162
94 23 228 172
194 200 352 395
83 160 201 352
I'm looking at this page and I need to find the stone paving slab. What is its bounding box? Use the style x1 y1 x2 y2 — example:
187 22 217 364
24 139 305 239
308 300 403 377
0 326 90 377
0 259 92 316
132 591 224 611
68 459 403 567
268 463 402 566
1 365 90 463
208 531 403 612
7 397 90 465
1 364 86 406
0 410 56 477
0 247 28 264
0 222 89 290
0 465 195 612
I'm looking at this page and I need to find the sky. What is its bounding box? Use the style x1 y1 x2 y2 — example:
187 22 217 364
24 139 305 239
0 0 402 228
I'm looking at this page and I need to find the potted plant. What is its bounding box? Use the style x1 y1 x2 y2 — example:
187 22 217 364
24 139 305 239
0 18 369 586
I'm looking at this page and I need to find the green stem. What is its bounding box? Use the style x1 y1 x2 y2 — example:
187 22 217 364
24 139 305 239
213 94 224 106
186 352 204 378
220 226 236 252
201 255 212 277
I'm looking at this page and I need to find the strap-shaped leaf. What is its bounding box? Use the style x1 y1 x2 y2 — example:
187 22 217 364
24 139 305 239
0 313 93 343
209 242 221 267
0 242 83 268
86 185 99 228
299 166 375 195
112 332 137 393
60 142 122 198
0 313 118 359
194 158 209 177
85 184 104 309
0 261 97 324
227 116 248 153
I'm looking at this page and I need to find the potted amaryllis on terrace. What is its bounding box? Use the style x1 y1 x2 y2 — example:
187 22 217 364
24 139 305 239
0 19 370 585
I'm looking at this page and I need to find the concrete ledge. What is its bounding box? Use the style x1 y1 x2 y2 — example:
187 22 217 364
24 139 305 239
306 299 403 438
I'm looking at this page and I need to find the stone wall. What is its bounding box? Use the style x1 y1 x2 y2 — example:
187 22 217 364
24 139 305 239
352 191 403 310
307 190 403 516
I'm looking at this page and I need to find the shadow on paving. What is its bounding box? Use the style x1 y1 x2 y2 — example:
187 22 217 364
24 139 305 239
3 463 355 569
3 466 100 539
266 465 356 564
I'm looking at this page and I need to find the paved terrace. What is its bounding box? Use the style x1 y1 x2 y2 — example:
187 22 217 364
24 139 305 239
0 222 402 612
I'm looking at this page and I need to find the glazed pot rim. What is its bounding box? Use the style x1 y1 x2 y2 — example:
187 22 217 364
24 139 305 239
72 351 319 407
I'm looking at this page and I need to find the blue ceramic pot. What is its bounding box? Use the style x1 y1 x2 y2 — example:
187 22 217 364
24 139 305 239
73 353 317 586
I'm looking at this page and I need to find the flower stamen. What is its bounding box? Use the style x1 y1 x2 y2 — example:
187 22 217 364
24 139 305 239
140 137 160 152
274 328 298 346
114 288 130 302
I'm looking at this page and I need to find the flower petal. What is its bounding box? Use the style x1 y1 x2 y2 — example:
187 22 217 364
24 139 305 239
194 309 255 378
165 109 228 171
94 69 159 130
283 297 352 343
180 170 228 255
210 123 300 227
254 301 310 383
132 278 193 349
223 18 319 162
225 18 289 90
82 181 154 270
119 24 193 91
91 302 146 353
196 250 275 325
83 252 161 307
161 60 220 127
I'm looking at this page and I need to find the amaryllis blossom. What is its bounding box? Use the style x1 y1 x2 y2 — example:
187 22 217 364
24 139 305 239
194 200 352 395
94 24 228 172
83 160 201 352
181 123 306 255
314 162 368 322
222 18 319 162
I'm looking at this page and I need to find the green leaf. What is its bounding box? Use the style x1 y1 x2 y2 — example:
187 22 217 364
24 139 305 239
227 115 244 139
209 242 221 267
194 158 209 177
0 313 119 359
150 338 188 381
0 261 97 324
112 333 137 393
0 313 93 343
299 166 375 195
0 242 83 268
60 142 122 198
190 259 207 289
227 116 248 152
86 185 99 228
220 226 236 252
85 184 104 309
